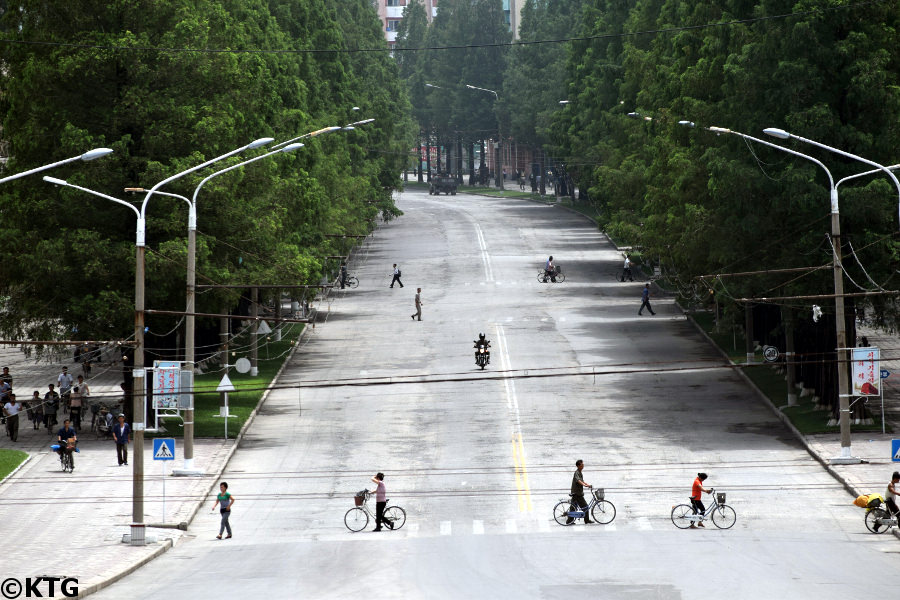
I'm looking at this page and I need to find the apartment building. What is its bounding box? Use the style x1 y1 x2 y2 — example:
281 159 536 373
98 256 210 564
374 0 521 49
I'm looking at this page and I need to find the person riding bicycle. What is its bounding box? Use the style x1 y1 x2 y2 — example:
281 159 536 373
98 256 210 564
622 255 634 282
473 332 491 356
566 459 594 524
544 256 556 283
876 471 900 532
690 472 712 528
56 419 78 468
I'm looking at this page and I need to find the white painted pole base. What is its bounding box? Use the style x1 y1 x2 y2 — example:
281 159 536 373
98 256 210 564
830 446 863 464
172 457 204 477
250 367 258 376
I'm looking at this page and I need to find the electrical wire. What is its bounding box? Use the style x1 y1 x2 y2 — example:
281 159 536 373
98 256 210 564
0 0 886 55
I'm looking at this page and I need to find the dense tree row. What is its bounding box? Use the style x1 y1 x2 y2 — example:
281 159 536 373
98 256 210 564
0 0 414 348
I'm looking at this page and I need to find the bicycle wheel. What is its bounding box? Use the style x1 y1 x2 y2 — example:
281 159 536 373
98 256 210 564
537 270 548 283
59 454 67 472
670 504 695 529
344 507 369 532
347 277 359 289
591 500 616 524
383 506 406 530
553 501 574 526
865 508 890 533
711 504 736 529
554 272 566 283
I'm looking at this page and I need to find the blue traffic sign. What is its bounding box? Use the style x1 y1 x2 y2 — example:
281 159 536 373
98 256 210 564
153 438 175 461
881 369 891 379
893 439 900 463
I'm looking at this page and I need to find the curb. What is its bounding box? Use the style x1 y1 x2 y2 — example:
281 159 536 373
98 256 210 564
679 303 900 542
76 537 174 599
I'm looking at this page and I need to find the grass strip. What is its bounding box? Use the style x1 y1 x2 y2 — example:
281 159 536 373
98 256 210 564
0 449 28 481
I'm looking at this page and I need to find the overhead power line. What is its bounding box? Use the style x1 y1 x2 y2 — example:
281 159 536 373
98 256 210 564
0 0 886 56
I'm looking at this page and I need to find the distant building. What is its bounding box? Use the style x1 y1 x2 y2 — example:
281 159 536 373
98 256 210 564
374 0 439 50
374 0 521 49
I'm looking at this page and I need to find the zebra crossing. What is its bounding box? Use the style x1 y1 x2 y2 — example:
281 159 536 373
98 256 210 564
325 514 708 541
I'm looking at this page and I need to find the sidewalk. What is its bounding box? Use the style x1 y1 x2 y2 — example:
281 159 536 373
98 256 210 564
0 344 254 598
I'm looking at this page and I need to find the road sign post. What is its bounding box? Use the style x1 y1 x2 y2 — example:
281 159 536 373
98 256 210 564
892 439 900 463
153 438 175 521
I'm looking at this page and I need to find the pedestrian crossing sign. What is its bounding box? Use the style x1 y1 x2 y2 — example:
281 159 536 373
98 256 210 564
892 439 900 462
153 438 175 461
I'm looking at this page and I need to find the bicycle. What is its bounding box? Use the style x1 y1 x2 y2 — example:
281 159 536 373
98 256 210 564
537 266 566 283
553 487 616 525
51 441 77 473
671 488 736 529
344 491 407 532
342 276 359 289
863 497 898 534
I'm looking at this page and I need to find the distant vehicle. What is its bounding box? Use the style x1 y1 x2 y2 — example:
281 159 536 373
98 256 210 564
429 173 458 195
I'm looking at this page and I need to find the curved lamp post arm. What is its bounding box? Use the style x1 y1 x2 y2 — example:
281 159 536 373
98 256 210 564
126 188 194 230
765 128 900 228
191 143 305 207
1 148 114 185
836 164 900 190
43 176 144 244
141 137 274 218
272 127 342 150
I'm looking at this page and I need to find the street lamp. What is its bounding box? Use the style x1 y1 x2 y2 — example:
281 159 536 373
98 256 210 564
465 84 503 189
271 126 342 151
0 148 113 185
172 142 305 476
692 123 861 463
760 127 900 461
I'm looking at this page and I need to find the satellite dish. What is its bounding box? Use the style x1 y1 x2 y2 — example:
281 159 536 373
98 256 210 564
234 358 251 374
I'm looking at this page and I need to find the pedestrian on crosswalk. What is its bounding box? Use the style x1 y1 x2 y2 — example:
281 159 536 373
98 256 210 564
212 482 234 539
370 473 391 531
3 393 22 442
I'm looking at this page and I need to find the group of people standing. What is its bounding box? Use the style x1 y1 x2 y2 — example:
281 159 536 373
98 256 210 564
2 365 93 442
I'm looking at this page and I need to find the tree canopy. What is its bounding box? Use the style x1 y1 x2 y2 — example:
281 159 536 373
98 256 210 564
0 0 414 347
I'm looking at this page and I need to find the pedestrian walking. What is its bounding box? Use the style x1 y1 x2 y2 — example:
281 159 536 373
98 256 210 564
639 283 656 316
3 393 22 442
340 262 348 290
411 288 422 321
44 384 60 430
370 473 391 531
621 255 634 282
390 264 404 288
30 391 43 430
566 459 594 525
57 366 73 397
211 482 234 539
112 414 131 466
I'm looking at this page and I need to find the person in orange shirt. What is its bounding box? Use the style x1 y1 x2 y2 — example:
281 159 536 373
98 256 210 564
690 472 712 528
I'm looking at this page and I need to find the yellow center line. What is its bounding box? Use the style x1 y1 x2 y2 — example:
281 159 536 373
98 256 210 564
498 325 532 513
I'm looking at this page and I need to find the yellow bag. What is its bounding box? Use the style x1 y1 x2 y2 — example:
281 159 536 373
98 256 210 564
853 494 884 508
853 495 870 508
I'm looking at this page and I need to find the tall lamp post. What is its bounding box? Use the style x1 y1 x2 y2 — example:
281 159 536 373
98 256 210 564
172 141 305 476
466 84 503 189
687 122 879 463
760 127 900 462
0 148 113 185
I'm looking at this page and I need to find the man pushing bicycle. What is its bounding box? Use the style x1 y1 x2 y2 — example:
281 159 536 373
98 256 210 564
566 459 594 524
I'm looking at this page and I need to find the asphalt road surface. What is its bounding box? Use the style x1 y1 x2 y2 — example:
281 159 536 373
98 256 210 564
94 188 900 599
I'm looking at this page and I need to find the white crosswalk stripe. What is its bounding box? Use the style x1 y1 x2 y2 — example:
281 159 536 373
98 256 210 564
472 520 484 535
505 519 518 534
440 521 452 536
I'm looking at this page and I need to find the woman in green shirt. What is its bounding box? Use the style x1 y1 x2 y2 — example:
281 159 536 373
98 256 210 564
211 482 235 539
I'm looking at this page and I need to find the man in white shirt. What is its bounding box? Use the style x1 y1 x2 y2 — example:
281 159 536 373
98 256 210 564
57 366 74 397
3 393 22 442
622 255 633 282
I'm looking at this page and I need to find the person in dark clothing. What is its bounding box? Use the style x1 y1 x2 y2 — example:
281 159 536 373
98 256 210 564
340 262 348 290
56 419 78 468
370 472 392 531
112 414 131 466
639 283 656 316
390 264 404 288
566 459 594 524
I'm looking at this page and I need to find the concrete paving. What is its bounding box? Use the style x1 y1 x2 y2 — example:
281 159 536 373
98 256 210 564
2 187 900 599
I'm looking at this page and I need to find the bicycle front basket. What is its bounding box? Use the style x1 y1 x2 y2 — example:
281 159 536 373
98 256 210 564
593 488 605 501
716 492 726 505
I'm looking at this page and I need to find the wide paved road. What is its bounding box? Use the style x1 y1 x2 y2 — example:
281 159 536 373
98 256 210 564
95 188 899 599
